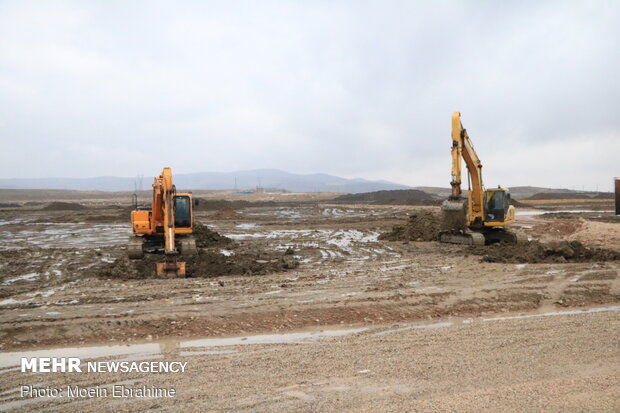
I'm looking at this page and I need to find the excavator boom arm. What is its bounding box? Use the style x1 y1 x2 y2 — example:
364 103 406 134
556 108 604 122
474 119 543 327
450 112 485 223
153 167 177 254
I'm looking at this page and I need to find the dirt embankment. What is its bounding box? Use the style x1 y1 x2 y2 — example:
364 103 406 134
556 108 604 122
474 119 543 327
193 223 233 248
526 192 613 200
334 189 440 206
96 224 298 279
195 199 312 211
41 201 88 211
470 240 620 263
510 198 528 207
379 211 441 241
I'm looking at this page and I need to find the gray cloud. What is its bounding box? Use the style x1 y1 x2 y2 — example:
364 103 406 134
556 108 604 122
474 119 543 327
0 0 618 190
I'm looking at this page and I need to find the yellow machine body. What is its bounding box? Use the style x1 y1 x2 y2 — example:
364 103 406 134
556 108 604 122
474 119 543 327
441 112 522 245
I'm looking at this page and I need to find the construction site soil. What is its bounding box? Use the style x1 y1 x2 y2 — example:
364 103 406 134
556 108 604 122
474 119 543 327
208 207 244 220
0 196 618 411
378 210 441 241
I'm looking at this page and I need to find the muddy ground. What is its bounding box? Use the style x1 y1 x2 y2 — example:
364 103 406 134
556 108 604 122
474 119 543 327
0 198 618 411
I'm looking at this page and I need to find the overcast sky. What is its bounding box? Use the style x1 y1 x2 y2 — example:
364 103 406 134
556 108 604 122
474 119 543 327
0 0 618 190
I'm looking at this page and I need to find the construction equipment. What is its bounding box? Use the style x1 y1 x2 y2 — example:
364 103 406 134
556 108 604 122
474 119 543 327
127 167 197 276
439 112 525 246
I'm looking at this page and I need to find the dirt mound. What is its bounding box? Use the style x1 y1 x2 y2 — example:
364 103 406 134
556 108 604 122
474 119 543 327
510 198 528 207
527 192 591 200
42 201 87 211
193 223 232 248
96 248 298 279
210 208 243 220
194 198 317 211
593 192 614 199
195 199 252 211
334 190 438 205
470 240 620 263
95 223 297 279
379 211 441 241
187 249 299 277
195 199 283 211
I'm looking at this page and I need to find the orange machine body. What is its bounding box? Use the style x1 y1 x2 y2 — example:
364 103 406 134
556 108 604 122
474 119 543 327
128 167 195 277
130 168 194 241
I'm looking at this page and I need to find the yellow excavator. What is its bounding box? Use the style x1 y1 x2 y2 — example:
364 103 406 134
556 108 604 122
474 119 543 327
439 112 525 245
127 167 197 276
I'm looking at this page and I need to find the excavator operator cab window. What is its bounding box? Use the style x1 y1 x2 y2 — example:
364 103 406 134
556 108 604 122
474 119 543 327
484 190 508 222
173 196 191 228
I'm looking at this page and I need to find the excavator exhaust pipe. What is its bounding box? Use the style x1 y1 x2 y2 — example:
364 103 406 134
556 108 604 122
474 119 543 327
156 261 186 277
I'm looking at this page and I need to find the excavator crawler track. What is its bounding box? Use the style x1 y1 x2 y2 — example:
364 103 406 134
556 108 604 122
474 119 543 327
438 230 485 246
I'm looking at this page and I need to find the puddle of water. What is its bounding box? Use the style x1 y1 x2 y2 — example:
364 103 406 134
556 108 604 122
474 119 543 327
178 350 237 357
0 298 33 307
179 327 368 348
236 223 257 229
516 209 613 216
483 306 620 322
0 327 368 369
0 343 160 369
326 230 379 250
2 273 40 284
1 223 130 250
372 322 453 337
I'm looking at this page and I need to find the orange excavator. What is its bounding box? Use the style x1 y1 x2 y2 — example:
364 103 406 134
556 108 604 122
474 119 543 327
127 167 197 276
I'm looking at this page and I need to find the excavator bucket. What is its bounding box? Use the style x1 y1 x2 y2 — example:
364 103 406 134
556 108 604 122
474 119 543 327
438 197 486 245
156 261 186 277
440 198 467 231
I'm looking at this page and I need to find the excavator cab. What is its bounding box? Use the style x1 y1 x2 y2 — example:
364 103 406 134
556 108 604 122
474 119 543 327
173 195 192 228
483 189 509 222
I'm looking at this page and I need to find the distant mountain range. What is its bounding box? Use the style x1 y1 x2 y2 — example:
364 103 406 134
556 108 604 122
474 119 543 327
1 170 607 197
0 169 411 194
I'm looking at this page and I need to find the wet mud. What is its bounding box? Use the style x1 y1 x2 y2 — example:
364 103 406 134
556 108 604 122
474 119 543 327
95 224 298 279
470 240 620 263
